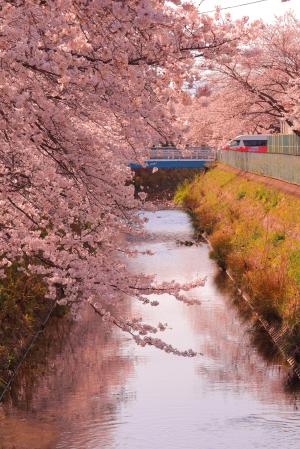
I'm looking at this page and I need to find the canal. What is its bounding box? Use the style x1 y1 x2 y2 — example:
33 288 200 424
1 209 300 449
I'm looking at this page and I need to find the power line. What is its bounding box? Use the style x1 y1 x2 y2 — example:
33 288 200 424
199 0 271 15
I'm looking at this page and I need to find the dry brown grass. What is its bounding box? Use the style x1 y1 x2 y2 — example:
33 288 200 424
175 167 300 331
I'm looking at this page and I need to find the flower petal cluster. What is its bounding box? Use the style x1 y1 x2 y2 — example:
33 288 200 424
0 0 245 353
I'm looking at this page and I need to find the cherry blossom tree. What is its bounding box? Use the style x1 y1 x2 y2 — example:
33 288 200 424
187 13 300 145
0 1 251 354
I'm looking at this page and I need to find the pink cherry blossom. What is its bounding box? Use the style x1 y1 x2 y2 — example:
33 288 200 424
0 0 252 354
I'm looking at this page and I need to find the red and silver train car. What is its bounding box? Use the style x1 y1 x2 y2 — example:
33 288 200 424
223 135 270 153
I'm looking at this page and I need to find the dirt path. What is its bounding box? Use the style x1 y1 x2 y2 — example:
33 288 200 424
218 162 300 198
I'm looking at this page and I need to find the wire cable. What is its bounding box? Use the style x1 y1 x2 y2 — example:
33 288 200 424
199 0 271 15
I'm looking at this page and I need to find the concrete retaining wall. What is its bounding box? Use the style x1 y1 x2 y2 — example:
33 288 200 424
218 150 300 185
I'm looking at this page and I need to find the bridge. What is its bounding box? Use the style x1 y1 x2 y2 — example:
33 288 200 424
129 146 216 169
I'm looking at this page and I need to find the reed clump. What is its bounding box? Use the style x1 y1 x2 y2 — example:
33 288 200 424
175 166 300 339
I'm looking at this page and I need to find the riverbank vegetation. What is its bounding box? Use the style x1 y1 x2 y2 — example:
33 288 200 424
133 168 200 200
175 166 300 359
2 2 300 389
1 1 254 368
0 266 58 392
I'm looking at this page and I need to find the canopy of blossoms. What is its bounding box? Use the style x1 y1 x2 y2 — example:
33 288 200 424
0 0 255 354
182 13 300 146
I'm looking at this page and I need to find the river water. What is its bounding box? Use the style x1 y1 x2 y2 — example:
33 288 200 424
1 209 300 449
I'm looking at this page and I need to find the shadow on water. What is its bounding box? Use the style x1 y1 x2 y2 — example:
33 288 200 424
213 270 300 394
0 304 133 449
2 312 73 409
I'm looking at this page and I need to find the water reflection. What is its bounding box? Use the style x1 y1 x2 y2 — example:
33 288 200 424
213 271 281 363
1 209 300 449
1 308 133 449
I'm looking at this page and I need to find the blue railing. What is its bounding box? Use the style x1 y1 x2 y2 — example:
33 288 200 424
129 146 216 169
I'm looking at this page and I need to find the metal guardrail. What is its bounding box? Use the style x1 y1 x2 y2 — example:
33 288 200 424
218 149 300 185
149 146 215 161
268 134 300 155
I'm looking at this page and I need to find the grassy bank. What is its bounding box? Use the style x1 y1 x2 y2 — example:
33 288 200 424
0 264 58 393
175 166 300 359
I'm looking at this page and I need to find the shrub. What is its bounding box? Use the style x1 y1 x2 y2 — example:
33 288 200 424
192 205 218 234
237 191 246 200
209 229 233 270
272 232 286 246
245 269 286 323
255 187 280 210
0 262 50 382
288 250 300 286
226 252 248 284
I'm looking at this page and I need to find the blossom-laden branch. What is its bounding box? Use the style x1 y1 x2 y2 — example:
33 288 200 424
0 0 251 352
179 13 300 146
89 300 197 357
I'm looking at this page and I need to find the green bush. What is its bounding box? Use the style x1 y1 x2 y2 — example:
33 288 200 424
209 230 233 270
